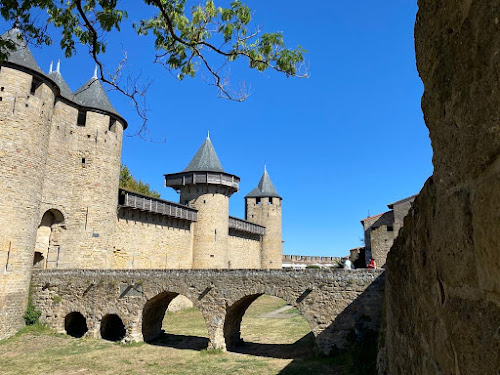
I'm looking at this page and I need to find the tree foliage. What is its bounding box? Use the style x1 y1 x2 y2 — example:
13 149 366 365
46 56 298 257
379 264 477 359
0 0 307 117
119 164 161 198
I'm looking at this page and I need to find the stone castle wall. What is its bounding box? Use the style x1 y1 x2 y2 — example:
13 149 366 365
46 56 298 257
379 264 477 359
246 197 282 269
0 66 56 339
369 226 393 268
381 0 500 373
362 211 393 265
227 234 261 269
110 208 264 270
113 208 194 269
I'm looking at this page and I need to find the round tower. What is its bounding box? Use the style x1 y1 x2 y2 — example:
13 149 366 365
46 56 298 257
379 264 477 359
36 62 127 270
0 28 58 339
245 167 283 269
65 66 127 268
165 135 240 268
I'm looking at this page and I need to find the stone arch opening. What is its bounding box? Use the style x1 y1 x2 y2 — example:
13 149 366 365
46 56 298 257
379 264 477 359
100 314 126 342
224 294 313 358
64 312 88 338
34 209 65 269
142 292 208 350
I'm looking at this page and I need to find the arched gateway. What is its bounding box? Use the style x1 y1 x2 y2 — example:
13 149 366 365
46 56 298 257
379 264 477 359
30 269 384 354
34 209 65 269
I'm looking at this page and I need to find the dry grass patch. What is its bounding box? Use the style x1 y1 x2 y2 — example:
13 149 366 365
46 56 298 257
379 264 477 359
0 297 345 375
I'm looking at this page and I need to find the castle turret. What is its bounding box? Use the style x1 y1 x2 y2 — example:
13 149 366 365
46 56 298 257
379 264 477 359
0 28 58 339
245 167 283 269
165 135 240 268
46 66 126 268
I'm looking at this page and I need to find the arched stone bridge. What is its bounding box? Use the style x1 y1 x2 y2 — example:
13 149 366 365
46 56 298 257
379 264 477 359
31 269 384 354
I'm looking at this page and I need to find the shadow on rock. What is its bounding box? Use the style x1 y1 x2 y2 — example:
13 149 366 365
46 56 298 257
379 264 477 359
278 272 385 374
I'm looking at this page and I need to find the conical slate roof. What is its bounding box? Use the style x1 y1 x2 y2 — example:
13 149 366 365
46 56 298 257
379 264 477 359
0 28 43 73
48 62 73 100
183 135 225 173
74 70 119 116
246 167 281 199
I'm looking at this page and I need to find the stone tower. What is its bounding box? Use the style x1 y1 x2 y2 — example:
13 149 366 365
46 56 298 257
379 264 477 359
165 135 240 268
0 28 58 339
58 66 126 268
0 28 127 339
245 167 283 269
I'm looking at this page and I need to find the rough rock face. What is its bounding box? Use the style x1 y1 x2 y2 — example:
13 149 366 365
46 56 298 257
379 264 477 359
382 1 500 374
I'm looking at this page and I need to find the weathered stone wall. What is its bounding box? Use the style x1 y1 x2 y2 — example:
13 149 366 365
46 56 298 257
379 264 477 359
382 1 500 374
362 211 393 265
0 66 56 339
113 208 194 269
246 197 282 269
31 268 384 354
392 199 413 229
227 234 261 269
369 226 393 267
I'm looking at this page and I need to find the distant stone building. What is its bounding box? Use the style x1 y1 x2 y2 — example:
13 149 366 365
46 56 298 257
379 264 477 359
0 28 283 340
282 255 342 269
360 195 416 267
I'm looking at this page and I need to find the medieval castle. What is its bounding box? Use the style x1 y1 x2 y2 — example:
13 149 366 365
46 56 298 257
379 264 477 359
0 28 283 340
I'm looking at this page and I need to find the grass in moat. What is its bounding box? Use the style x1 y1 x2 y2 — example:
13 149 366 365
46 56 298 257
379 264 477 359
0 296 346 375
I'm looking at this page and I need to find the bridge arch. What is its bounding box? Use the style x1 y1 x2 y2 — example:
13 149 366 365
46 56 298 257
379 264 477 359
101 313 126 342
224 291 315 356
64 311 88 338
224 293 262 348
142 290 207 347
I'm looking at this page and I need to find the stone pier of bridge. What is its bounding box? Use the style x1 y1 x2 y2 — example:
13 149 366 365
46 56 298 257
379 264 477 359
31 269 384 354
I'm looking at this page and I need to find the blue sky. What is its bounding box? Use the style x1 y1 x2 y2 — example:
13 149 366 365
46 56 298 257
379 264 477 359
3 1 432 256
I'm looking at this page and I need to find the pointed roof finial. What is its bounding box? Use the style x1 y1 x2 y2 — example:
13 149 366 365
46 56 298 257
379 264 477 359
207 130 210 140
49 61 53 73
56 59 60 73
93 64 98 79
183 136 224 173
245 165 281 199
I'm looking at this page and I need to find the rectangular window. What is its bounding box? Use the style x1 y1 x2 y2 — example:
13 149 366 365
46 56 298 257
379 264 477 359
256 197 261 204
77 110 87 126
30 77 42 95
109 118 117 132
387 226 394 232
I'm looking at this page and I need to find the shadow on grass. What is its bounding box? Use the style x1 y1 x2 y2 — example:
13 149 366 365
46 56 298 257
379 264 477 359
278 273 385 375
278 355 346 375
147 332 209 351
228 332 315 359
